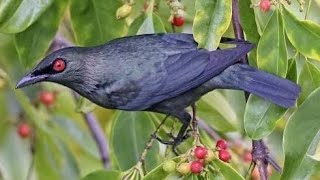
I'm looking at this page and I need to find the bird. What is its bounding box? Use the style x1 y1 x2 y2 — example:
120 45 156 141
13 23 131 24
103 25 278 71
16 33 300 150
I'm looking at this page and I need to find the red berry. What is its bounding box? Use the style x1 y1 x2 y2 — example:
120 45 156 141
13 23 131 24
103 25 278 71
243 150 252 163
216 139 228 150
17 123 31 138
172 16 185 27
194 146 208 159
39 91 56 106
190 161 203 174
259 0 271 12
219 150 231 162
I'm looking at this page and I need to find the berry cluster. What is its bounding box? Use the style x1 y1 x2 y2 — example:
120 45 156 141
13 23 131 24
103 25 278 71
162 142 233 176
167 0 185 27
216 139 231 162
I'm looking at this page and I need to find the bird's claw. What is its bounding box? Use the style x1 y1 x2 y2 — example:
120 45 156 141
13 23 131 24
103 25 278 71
152 131 192 155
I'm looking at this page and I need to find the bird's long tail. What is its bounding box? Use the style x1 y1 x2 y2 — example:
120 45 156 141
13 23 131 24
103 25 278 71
214 63 300 108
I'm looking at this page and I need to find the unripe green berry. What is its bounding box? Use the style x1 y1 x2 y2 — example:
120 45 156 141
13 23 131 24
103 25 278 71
162 160 176 173
116 4 132 19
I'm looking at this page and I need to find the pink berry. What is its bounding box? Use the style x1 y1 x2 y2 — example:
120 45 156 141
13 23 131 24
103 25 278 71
219 150 231 162
260 0 271 12
216 139 228 150
17 123 31 138
194 146 208 159
190 161 203 174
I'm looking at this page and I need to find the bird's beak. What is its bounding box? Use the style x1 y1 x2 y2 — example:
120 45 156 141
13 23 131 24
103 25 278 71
16 73 49 89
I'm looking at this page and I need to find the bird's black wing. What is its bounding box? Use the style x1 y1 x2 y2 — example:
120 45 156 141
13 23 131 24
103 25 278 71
103 34 254 110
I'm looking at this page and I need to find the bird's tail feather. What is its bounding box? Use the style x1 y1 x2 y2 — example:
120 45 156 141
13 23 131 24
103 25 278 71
215 64 300 108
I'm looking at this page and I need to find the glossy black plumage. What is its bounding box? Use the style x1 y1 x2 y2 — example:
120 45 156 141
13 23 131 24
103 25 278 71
16 33 300 149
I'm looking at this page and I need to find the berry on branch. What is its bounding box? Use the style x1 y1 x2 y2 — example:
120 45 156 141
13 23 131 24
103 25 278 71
194 146 208 159
219 150 231 162
216 139 228 150
190 161 203 174
17 122 31 138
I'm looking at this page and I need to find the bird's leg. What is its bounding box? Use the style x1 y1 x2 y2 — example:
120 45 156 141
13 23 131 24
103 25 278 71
153 112 192 154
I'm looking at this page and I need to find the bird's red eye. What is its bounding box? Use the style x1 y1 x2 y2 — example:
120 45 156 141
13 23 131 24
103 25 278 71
53 58 66 72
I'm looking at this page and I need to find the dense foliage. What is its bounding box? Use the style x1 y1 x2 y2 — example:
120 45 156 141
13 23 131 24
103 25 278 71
0 0 320 179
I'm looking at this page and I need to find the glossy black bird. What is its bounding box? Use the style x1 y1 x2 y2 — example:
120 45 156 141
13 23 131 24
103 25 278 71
16 33 300 148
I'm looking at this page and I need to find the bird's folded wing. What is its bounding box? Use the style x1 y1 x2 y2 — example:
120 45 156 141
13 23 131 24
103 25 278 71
106 34 254 110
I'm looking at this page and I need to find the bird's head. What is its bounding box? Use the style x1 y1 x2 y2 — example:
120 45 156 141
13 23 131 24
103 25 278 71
16 47 86 89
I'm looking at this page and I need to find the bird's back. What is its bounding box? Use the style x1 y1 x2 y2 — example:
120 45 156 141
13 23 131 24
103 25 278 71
80 34 253 110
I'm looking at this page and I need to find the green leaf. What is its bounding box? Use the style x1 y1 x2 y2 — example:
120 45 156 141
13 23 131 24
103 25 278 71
81 170 121 180
110 111 160 171
257 10 287 77
70 0 127 46
128 13 166 36
52 116 99 158
0 0 23 26
244 95 286 139
239 0 260 67
143 157 180 180
197 90 246 133
34 132 80 180
286 58 298 83
137 13 166 35
193 0 232 50
282 6 320 61
213 159 245 180
298 61 320 105
0 124 32 180
282 88 320 179
0 0 53 33
14 0 67 67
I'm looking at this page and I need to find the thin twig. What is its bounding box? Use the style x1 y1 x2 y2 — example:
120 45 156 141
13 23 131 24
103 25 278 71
83 112 110 168
231 0 281 179
197 117 221 140
50 34 110 168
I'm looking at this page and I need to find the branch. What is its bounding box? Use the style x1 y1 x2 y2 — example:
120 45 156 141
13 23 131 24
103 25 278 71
231 0 281 179
50 34 110 168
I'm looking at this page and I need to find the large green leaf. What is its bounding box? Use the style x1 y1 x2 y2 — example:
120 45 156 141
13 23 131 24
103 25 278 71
0 0 53 34
282 88 320 179
110 111 160 171
239 0 260 67
298 61 320 105
81 170 121 180
0 0 23 26
52 116 99 158
193 0 232 50
244 95 286 139
213 159 245 180
34 132 80 180
282 6 320 61
197 92 239 132
14 0 67 67
0 124 31 180
128 13 166 36
257 9 287 77
70 0 127 46
286 58 298 83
